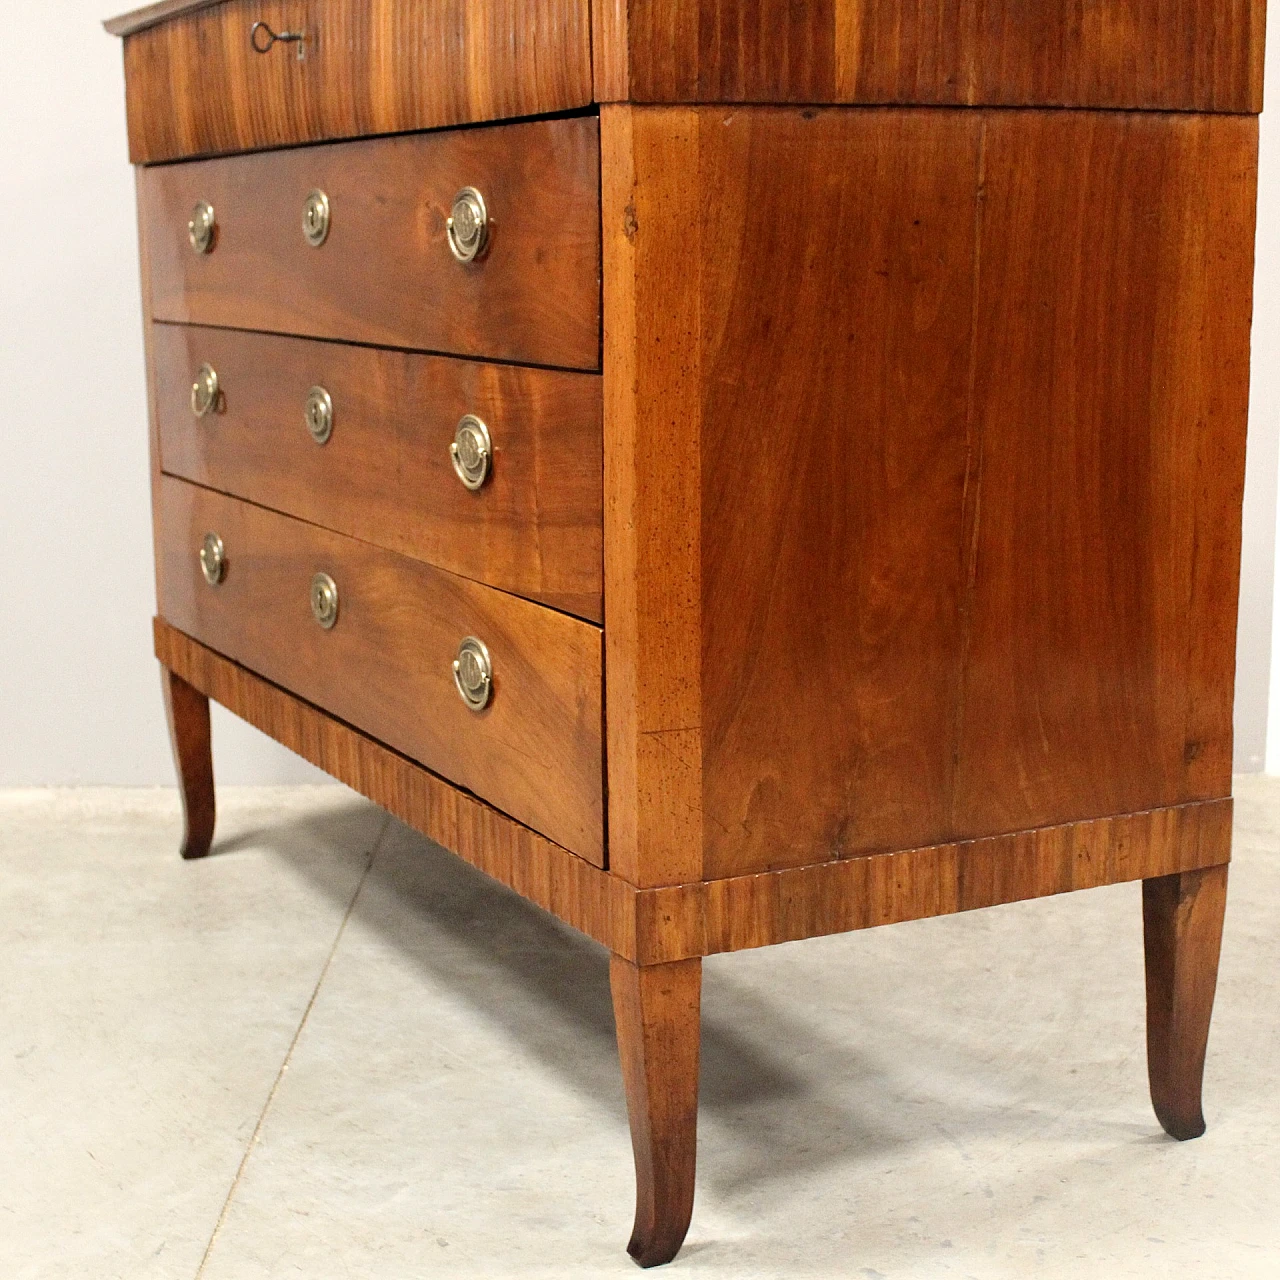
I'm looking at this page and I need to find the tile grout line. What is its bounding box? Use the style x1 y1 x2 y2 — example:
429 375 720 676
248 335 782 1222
192 811 394 1279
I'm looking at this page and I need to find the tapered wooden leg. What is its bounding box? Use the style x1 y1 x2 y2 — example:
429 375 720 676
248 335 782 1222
610 954 701 1268
1143 863 1228 1141
161 666 216 861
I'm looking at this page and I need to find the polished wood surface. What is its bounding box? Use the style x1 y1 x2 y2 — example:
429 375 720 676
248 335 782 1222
610 955 701 1267
595 0 1264 113
153 324 603 620
161 668 216 859
601 105 1254 883
636 799 1234 965
113 0 593 162
155 477 605 862
156 619 635 946
601 105 704 889
106 0 223 36
1143 863 1229 1141
154 622 1230 967
139 116 602 372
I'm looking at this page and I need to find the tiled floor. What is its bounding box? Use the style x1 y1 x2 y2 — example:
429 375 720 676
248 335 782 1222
2 781 1278 1279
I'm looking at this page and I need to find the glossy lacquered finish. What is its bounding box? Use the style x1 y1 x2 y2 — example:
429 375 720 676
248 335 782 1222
152 323 604 620
112 0 594 162
138 116 602 371
154 475 605 862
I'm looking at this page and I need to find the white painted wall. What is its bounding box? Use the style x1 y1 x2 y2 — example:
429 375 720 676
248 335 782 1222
0 2 326 783
0 3 1276 783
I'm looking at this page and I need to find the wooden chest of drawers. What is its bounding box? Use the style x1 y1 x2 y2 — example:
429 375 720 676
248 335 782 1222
108 0 1262 1266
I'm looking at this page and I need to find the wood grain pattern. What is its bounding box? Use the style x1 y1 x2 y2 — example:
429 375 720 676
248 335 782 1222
154 618 636 947
591 0 630 100
952 111 1256 839
139 116 601 372
1143 863 1229 1140
154 618 1232 964
601 105 704 888
153 324 603 621
602 106 1254 883
161 667 216 859
155 476 605 861
636 798 1234 965
601 0 1264 113
610 954 701 1267
114 0 594 162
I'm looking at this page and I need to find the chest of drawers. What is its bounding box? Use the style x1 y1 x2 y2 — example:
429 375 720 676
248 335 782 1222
107 0 1262 1265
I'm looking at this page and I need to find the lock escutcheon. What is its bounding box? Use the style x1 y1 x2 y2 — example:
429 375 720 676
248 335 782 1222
450 414 492 490
453 636 492 712
310 572 339 629
447 187 488 263
188 201 216 254
303 189 331 247
191 364 220 417
305 386 334 444
199 532 226 585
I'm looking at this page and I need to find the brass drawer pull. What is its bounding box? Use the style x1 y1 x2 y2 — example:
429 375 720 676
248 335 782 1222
453 636 492 711
190 364 220 417
250 21 305 58
310 572 340 629
305 386 334 444
199 532 226 585
450 414 491 490
188 201 216 254
303 189 331 247
447 187 489 263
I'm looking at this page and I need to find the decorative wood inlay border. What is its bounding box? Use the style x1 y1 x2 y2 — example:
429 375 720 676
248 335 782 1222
155 618 1232 966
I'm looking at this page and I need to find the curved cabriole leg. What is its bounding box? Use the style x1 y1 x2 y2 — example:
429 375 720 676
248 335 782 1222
161 666 216 861
1142 863 1228 1141
610 954 702 1268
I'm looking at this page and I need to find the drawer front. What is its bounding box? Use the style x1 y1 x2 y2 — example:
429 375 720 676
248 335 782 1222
156 475 605 863
115 0 594 164
139 116 601 371
154 324 603 622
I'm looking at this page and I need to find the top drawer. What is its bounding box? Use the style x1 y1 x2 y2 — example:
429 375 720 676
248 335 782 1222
110 0 594 164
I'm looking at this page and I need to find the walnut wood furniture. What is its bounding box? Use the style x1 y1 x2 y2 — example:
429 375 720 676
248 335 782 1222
108 0 1261 1266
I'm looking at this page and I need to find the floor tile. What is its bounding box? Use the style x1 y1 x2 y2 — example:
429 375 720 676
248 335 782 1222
0 787 384 1280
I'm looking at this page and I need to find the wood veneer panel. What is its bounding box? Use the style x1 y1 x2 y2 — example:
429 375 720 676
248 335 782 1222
695 107 980 877
154 324 603 621
154 618 633 950
601 106 705 888
636 800 1233 964
952 112 1256 838
155 476 605 861
612 0 1264 113
115 0 594 162
607 106 1254 884
138 116 601 372
155 622 1230 965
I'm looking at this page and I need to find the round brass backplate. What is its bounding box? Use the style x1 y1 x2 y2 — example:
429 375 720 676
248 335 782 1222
452 636 492 712
188 201 216 254
302 189 331 247
190 363 219 418
310 573 340 629
450 414 492 490
447 187 488 263
305 385 334 444
199 532 226 585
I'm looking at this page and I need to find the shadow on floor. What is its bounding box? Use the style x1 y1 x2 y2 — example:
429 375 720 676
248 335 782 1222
197 799 1161 1215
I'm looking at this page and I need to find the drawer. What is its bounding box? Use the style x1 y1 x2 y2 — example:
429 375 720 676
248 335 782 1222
155 475 605 862
110 0 594 164
138 116 601 371
154 324 603 621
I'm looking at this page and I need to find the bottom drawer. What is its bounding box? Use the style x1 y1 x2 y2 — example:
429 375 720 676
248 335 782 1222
155 476 604 863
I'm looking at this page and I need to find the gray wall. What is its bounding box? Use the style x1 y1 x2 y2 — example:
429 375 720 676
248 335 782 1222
0 3 1275 784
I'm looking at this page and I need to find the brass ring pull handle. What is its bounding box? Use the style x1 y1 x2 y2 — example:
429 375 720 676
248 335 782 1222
447 188 489 263
453 636 493 712
310 573 340 629
450 414 492 490
199 533 226 586
191 364 220 417
250 21 305 56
